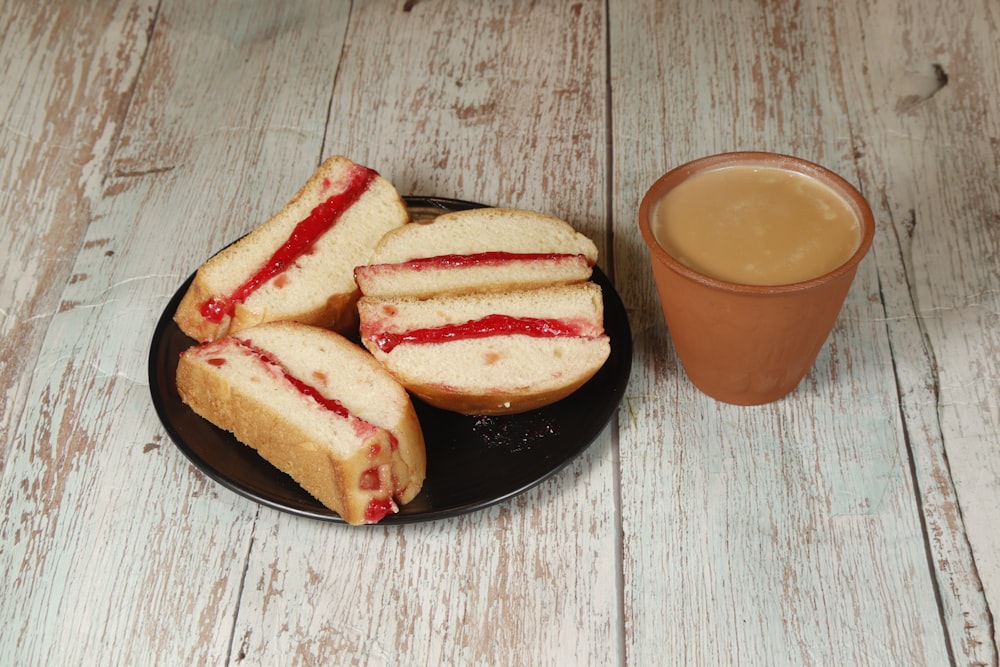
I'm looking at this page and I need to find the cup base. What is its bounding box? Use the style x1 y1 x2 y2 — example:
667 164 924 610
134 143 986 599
683 367 805 406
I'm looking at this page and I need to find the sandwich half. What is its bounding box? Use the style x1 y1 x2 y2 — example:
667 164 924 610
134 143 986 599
357 282 611 415
353 207 598 298
175 155 408 342
176 321 426 524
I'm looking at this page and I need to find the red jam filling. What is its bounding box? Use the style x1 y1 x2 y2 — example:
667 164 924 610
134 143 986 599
370 313 588 353
378 251 589 271
199 165 377 323
365 498 395 523
233 339 353 418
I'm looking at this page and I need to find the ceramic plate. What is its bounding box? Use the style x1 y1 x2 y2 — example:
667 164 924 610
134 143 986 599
148 197 632 524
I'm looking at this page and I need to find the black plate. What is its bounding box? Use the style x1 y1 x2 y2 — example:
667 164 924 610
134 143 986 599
148 197 633 524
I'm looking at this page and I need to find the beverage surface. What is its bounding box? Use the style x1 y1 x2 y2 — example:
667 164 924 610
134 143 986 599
652 165 861 285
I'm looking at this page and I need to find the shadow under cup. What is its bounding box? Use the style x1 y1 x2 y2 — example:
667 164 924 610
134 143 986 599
638 152 876 405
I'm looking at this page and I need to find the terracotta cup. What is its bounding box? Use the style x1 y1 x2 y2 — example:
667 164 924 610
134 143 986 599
638 152 875 405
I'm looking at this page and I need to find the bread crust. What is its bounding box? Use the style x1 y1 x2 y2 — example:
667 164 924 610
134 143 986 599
401 361 605 415
177 353 379 522
365 207 599 264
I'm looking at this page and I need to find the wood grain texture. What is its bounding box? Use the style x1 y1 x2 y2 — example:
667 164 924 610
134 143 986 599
3 1 355 664
2 0 998 665
610 0 976 664
324 0 609 251
0 2 160 663
831 0 1000 661
0 0 156 463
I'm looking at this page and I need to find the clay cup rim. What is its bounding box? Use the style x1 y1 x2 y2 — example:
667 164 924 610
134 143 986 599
638 151 876 295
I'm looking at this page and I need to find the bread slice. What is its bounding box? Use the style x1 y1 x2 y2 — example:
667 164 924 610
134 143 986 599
176 321 426 524
353 207 598 298
175 156 408 342
357 282 611 415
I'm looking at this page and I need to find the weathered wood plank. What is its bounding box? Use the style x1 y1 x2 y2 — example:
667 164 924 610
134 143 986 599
324 0 609 245
833 0 1000 661
0 2 159 663
610 0 955 663
3 1 356 664
0 0 156 458
234 2 620 665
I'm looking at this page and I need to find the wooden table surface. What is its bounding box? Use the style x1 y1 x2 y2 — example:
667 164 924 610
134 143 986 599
2 1 997 665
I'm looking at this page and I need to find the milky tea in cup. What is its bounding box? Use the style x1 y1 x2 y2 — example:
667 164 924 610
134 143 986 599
638 152 875 405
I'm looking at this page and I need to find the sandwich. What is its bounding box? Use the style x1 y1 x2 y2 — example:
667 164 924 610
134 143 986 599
175 155 408 342
353 207 598 298
175 321 426 524
357 282 611 415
